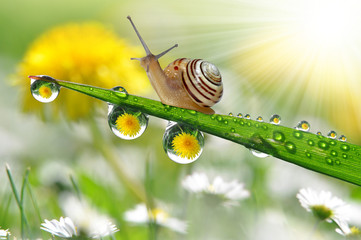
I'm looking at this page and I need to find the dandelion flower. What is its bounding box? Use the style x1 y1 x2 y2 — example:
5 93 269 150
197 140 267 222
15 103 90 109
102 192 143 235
296 188 349 223
41 217 77 238
182 172 250 206
172 132 201 159
14 22 150 120
335 221 361 238
116 113 141 137
124 203 187 234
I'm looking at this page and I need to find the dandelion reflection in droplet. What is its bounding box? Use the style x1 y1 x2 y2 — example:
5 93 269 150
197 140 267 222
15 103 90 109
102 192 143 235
296 120 310 132
30 78 60 103
108 104 148 140
270 114 281 125
162 121 204 164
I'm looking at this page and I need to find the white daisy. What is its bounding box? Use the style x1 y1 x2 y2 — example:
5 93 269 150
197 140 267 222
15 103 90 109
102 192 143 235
60 194 118 238
335 220 361 237
296 188 349 223
182 172 250 206
124 203 187 234
0 228 10 240
40 217 77 238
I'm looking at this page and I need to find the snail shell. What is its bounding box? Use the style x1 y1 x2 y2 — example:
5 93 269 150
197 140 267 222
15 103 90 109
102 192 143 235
164 58 223 108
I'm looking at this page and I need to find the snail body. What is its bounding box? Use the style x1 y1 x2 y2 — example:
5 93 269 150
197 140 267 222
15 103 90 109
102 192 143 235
127 16 223 114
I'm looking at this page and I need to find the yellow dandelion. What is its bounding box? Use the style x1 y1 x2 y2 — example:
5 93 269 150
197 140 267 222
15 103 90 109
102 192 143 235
172 132 201 160
115 113 141 137
13 22 150 120
38 85 52 99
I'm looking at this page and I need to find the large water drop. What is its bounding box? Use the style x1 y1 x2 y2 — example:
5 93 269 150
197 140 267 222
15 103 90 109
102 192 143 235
327 130 337 139
162 122 204 164
270 114 281 125
108 104 148 140
30 78 60 103
296 120 310 132
250 149 269 158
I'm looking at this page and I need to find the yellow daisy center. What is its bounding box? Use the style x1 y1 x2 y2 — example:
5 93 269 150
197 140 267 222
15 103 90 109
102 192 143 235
38 85 52 99
172 132 200 160
115 113 141 137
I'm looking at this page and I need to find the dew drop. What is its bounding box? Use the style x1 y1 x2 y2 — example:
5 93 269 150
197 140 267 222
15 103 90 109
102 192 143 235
293 131 303 139
342 153 348 159
305 151 312 158
317 131 322 136
307 140 315 146
111 86 128 98
216 115 223 122
339 135 347 142
273 131 285 142
133 97 139 102
107 104 148 140
224 120 228 125
162 122 204 164
30 79 60 103
330 150 338 157
245 114 251 119
335 160 341 165
318 140 329 150
210 115 216 120
340 144 350 152
237 113 243 118
296 120 310 132
262 125 268 130
231 128 235 133
250 149 269 158
187 109 197 115
325 157 333 165
89 87 94 91
285 141 296 154
256 116 263 122
270 114 281 125
228 112 233 116
327 130 337 139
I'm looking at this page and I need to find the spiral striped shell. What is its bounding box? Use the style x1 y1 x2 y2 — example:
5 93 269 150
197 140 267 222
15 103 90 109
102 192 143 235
174 58 223 108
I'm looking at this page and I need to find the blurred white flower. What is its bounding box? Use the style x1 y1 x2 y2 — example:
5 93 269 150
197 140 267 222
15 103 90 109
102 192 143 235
0 228 10 240
40 217 77 238
124 203 187 234
296 188 349 223
60 194 118 238
182 172 250 206
335 221 361 237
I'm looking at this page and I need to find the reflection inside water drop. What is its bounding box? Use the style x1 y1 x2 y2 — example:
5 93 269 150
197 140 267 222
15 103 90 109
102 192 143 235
30 79 60 103
250 149 269 158
270 114 281 125
162 121 204 164
107 104 148 140
296 120 310 132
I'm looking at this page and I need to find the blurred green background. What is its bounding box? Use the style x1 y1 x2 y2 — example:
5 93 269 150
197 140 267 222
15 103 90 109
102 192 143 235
1 0 361 239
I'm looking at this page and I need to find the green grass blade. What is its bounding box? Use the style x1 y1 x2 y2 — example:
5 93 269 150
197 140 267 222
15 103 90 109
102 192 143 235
33 77 361 186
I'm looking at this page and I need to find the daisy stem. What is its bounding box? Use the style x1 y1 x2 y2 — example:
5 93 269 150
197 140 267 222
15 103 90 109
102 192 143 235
5 165 30 239
33 77 361 187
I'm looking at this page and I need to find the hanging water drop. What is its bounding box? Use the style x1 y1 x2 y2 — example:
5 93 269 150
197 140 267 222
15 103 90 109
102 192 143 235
270 114 281 125
250 149 269 158
327 130 337 139
296 120 310 132
162 122 204 164
108 104 148 140
30 77 60 103
339 135 347 142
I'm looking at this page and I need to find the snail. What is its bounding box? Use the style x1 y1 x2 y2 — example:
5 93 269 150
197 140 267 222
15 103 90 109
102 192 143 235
127 16 223 115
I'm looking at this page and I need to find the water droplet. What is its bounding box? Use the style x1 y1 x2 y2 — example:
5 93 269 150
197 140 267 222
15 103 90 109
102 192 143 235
224 120 228 125
239 121 245 126
133 97 139 102
245 114 251 119
339 135 347 142
293 131 303 139
162 122 204 164
270 114 281 125
273 131 285 142
317 131 322 136
228 112 233 116
112 86 128 94
210 115 216 120
285 141 296 153
329 140 337 146
305 151 312 158
231 128 235 133
296 120 310 132
108 105 148 140
325 157 333 165
340 144 350 152
89 87 94 91
327 130 337 139
318 140 329 150
30 79 60 103
237 113 243 118
307 140 315 146
256 116 263 122
330 150 338 157
187 110 197 115
247 122 252 127
250 149 269 158
216 115 223 122
335 160 341 165
342 153 348 159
